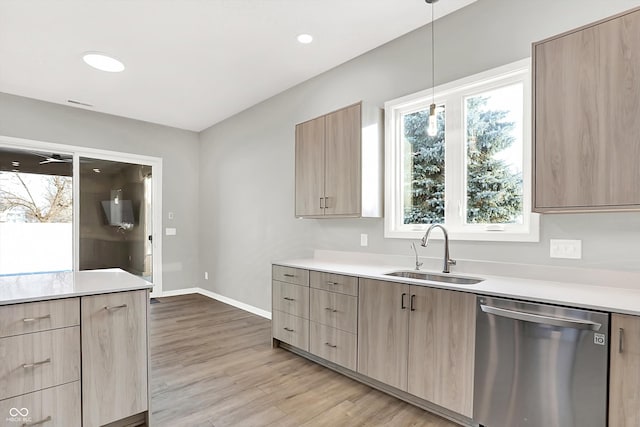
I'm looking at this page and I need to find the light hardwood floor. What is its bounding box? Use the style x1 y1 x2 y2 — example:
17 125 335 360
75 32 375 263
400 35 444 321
150 294 457 427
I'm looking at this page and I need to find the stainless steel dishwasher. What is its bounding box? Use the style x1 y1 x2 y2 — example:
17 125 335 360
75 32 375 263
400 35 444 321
474 296 609 427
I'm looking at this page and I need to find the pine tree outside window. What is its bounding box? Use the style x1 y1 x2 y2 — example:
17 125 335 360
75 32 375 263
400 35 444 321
385 59 539 242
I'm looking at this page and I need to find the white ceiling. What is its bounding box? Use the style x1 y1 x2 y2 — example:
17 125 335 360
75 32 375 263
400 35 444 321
0 0 475 132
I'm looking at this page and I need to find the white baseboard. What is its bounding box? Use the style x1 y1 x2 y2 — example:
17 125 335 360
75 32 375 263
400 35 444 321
160 288 199 297
158 287 272 320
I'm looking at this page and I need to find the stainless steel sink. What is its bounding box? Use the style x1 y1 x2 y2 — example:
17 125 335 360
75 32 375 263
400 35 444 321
384 271 483 285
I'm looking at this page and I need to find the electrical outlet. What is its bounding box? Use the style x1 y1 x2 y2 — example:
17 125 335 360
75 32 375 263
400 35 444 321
360 234 368 247
168 212 174 220
165 227 177 236
204 272 208 280
550 239 582 259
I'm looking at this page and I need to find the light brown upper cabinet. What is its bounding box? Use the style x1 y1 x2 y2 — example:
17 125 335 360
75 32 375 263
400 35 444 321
295 102 382 218
533 7 640 212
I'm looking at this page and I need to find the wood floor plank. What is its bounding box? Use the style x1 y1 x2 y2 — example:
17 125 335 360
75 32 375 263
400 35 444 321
150 294 457 427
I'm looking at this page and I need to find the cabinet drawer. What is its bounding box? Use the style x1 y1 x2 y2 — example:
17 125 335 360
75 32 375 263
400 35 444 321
272 265 309 286
0 381 81 427
272 311 309 351
0 327 80 400
0 298 79 338
310 322 357 371
310 288 357 333
310 271 358 296
273 281 309 318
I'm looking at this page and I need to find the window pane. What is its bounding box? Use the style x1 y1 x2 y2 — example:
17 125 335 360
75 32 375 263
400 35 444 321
465 84 523 224
0 149 73 275
402 106 445 224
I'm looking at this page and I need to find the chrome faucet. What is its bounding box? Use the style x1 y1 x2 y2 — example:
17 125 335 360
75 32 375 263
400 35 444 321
411 242 423 271
421 224 456 273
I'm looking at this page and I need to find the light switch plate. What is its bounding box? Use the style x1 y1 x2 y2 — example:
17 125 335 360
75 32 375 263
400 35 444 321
360 234 368 247
550 239 582 259
165 227 177 236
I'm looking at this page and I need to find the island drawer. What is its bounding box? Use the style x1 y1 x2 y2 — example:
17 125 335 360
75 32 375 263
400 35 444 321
0 381 81 427
310 271 358 296
272 311 309 351
272 265 309 286
310 322 357 371
310 288 357 334
272 281 309 318
0 326 80 400
0 298 79 338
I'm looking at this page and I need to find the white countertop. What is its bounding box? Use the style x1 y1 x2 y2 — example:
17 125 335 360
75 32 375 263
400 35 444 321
274 257 640 316
0 269 153 305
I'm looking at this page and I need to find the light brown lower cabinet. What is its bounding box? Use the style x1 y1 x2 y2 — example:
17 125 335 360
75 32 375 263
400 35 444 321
610 313 640 427
310 321 357 371
0 327 80 401
407 286 476 417
272 310 310 350
357 278 410 390
357 278 476 416
0 381 81 427
82 290 148 427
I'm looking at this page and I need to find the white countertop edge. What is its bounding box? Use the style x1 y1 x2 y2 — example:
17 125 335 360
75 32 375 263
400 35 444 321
273 258 640 317
0 269 153 306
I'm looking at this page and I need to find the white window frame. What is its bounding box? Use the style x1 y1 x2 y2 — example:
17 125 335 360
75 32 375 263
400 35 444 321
384 58 539 242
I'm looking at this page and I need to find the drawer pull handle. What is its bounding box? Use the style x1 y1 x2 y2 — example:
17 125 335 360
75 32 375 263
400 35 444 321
104 304 128 311
283 297 295 301
283 327 294 332
326 281 339 285
324 342 337 348
22 358 51 369
324 307 338 313
283 274 295 278
619 328 625 353
22 314 51 323
22 415 52 427
410 294 416 312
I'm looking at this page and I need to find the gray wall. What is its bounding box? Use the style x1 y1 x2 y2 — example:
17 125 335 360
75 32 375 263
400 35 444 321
0 92 200 292
199 0 640 312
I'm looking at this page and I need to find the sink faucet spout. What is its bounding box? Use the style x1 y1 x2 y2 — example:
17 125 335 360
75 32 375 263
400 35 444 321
421 224 456 273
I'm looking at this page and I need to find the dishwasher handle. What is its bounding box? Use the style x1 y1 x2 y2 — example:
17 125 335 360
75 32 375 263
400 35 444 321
480 304 602 331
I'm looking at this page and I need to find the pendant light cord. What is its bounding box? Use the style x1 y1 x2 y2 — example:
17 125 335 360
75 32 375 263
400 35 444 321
431 2 435 104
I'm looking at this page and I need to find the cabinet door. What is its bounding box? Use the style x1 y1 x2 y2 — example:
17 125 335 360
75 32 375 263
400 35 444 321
610 313 640 427
295 116 326 217
357 278 409 390
407 286 476 417
534 10 640 210
325 103 361 216
82 290 148 427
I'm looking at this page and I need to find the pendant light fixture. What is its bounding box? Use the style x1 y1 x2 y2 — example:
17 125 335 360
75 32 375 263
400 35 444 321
426 0 438 137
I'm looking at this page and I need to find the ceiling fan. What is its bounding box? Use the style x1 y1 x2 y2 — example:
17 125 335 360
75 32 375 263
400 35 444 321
35 153 73 164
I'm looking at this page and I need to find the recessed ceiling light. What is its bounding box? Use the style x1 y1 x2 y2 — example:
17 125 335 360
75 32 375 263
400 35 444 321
11 161 20 167
297 34 313 44
82 52 125 73
93 168 101 173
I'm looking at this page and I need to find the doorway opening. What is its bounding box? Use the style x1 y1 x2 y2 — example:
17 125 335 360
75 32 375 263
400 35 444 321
79 158 153 283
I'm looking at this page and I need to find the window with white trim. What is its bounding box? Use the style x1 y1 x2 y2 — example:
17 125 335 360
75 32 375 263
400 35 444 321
384 59 539 242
